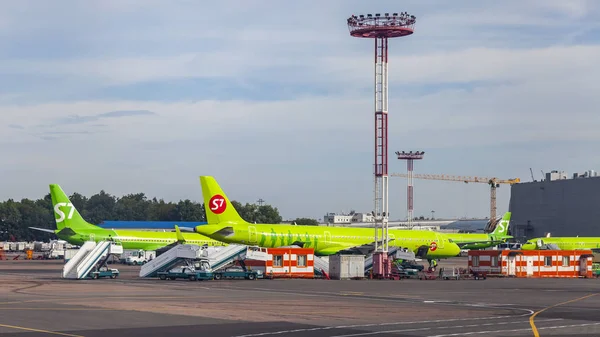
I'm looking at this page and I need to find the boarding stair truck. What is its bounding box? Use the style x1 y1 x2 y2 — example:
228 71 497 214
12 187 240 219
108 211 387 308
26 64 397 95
211 247 269 280
313 256 330 278
81 241 122 279
62 241 123 279
139 243 269 279
202 244 269 271
139 244 207 278
363 247 415 276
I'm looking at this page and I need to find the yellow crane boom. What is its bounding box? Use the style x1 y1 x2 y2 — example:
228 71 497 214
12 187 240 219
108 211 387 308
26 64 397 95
389 173 520 221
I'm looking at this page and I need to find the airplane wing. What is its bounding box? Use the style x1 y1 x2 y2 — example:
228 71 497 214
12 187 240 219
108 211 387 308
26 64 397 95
288 239 393 256
334 239 397 256
455 240 508 248
29 227 55 234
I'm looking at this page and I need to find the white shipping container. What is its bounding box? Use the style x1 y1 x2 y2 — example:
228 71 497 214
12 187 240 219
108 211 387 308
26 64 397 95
328 255 365 280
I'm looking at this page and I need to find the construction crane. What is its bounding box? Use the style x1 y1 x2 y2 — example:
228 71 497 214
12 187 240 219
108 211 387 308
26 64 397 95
389 173 520 222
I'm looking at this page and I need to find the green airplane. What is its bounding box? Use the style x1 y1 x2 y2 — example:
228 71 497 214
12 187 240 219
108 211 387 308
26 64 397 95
29 184 226 250
521 235 600 251
445 212 513 250
193 176 462 259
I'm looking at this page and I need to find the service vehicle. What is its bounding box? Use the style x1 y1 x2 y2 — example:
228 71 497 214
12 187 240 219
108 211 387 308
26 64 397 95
125 249 156 265
157 266 213 281
399 260 424 271
88 266 119 279
212 265 262 280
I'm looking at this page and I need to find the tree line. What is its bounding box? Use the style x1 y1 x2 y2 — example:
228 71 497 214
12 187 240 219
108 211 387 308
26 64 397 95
0 191 319 242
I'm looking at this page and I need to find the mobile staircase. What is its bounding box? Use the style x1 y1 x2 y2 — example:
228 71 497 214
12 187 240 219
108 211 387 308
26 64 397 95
139 244 207 278
205 244 269 271
313 248 416 278
363 248 416 275
62 240 124 279
313 256 330 278
139 244 270 278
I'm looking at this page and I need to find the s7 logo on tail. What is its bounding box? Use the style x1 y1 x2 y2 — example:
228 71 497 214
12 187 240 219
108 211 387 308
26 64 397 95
209 195 227 214
54 202 75 222
497 220 507 234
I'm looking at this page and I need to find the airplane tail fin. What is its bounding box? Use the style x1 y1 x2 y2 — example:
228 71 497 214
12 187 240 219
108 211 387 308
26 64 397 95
49 184 97 231
491 212 511 236
199 176 247 225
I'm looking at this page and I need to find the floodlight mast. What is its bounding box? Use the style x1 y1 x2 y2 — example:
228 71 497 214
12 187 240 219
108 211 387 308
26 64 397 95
396 151 425 228
347 12 416 279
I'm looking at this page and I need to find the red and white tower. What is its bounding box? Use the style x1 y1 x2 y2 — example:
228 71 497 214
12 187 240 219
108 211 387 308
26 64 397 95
347 12 416 278
396 151 425 228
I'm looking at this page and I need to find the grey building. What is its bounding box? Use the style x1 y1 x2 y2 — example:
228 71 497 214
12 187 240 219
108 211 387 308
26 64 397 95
508 170 600 242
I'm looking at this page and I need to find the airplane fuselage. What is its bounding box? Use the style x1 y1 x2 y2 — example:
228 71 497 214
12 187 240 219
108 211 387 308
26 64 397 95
522 237 600 251
57 228 226 251
195 223 461 259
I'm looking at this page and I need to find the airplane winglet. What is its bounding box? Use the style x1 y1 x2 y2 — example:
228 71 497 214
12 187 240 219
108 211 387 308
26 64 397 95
174 225 186 243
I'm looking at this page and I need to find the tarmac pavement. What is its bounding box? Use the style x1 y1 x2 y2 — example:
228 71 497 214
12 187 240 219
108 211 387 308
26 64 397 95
0 260 599 336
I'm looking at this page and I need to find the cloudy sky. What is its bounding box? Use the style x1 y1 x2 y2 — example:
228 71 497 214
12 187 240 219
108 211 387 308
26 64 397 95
2 0 600 221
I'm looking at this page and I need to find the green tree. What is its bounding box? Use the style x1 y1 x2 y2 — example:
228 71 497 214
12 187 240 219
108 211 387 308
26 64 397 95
0 188 284 242
292 218 319 226
230 202 282 224
176 200 206 221
85 190 116 224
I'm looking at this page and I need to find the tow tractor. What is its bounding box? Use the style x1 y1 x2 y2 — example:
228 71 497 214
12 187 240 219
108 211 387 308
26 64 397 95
213 260 263 280
157 266 213 281
157 259 213 281
88 266 119 279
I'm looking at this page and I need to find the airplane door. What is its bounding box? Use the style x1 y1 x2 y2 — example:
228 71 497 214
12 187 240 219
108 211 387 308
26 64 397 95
526 256 534 276
434 233 445 249
508 256 516 276
579 257 588 277
388 233 396 248
248 226 257 245
324 231 331 244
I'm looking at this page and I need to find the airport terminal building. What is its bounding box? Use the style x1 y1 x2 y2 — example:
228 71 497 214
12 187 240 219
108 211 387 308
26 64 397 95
508 169 600 242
